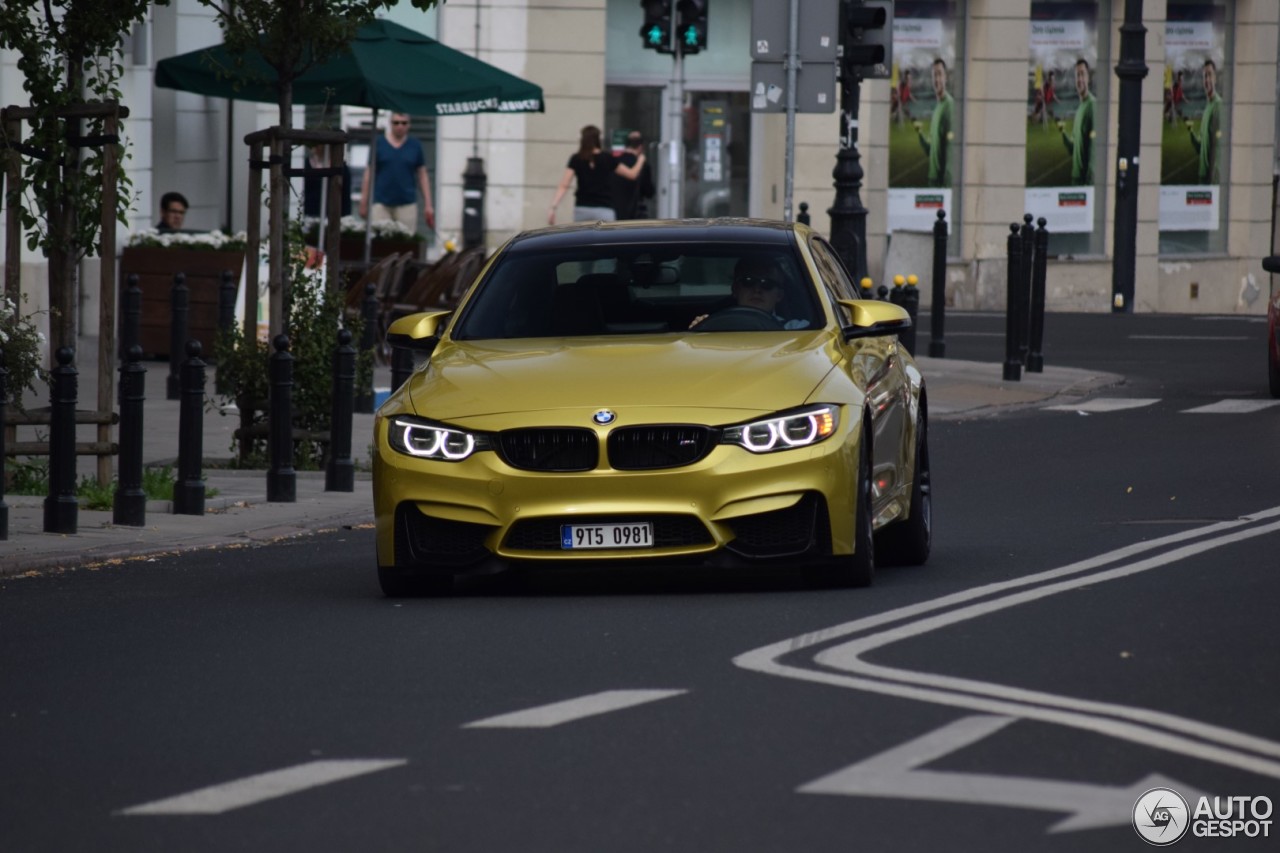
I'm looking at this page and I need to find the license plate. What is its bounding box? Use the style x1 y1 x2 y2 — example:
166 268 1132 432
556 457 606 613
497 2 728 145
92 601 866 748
561 522 654 550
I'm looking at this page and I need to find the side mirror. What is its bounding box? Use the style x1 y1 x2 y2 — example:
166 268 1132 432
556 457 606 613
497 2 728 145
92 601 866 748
385 310 451 353
838 299 913 341
1263 256 1280 274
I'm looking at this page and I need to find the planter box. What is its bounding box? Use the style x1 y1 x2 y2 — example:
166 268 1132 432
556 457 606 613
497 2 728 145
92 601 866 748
119 246 246 359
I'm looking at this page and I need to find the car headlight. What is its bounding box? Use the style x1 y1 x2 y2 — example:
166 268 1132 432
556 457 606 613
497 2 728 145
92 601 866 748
721 405 839 453
387 416 491 461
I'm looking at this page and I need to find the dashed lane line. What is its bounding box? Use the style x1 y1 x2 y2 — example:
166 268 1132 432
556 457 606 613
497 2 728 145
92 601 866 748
1044 397 1160 413
1181 399 1280 414
462 689 688 729
118 759 407 816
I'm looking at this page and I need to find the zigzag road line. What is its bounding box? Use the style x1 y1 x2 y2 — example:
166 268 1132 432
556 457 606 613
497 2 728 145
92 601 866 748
734 506 1280 780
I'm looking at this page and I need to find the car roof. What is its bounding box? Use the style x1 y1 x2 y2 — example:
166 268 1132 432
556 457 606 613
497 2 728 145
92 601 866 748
504 218 805 253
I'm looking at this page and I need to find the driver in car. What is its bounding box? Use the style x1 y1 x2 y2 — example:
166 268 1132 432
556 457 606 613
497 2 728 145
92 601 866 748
690 257 810 330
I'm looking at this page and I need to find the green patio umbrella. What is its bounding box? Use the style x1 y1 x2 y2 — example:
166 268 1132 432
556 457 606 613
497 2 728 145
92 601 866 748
155 18 544 116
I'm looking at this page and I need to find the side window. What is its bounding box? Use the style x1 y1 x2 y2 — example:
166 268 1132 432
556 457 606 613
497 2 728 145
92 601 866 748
809 238 859 300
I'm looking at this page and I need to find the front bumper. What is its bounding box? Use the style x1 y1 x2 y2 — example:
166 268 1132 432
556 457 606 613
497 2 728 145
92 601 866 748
373 413 861 570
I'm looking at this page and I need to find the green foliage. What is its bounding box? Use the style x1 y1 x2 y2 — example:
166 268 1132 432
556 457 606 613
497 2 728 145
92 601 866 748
0 1 156 259
0 294 48 409
213 216 372 470
4 460 194 509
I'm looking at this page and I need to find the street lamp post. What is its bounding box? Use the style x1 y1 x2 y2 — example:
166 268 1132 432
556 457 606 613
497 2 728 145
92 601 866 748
1110 0 1147 312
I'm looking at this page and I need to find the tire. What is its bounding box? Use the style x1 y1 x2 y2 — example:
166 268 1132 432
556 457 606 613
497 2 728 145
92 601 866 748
807 428 875 588
876 411 932 567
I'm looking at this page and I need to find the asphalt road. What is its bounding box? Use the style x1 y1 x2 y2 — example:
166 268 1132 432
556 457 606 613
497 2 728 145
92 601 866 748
3 312 1278 852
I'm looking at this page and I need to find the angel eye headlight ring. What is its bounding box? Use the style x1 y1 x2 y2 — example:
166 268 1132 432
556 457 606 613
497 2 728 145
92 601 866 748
721 406 839 453
388 416 489 461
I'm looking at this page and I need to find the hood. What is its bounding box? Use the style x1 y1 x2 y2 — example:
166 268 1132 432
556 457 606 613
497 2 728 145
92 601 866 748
400 332 842 425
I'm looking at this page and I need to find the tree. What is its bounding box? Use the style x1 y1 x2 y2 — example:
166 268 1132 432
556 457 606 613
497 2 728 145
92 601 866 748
0 0 161 354
194 0 443 340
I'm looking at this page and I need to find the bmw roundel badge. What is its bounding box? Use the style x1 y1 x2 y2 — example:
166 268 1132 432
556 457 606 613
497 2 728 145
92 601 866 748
592 409 616 425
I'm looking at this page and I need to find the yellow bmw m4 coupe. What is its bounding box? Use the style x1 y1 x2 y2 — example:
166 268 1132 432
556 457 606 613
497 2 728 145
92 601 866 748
373 219 930 596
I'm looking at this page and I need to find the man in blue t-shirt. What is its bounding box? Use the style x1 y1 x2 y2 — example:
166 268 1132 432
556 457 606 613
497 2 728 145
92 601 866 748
359 112 435 230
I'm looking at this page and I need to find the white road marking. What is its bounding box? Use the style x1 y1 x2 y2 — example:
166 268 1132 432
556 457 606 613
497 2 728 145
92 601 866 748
1044 397 1160 412
463 689 687 729
118 759 406 816
734 506 1280 780
1182 399 1280 414
797 715 1209 833
1129 334 1250 340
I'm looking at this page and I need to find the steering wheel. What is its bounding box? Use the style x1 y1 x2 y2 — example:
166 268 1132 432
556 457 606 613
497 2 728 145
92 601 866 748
693 305 785 332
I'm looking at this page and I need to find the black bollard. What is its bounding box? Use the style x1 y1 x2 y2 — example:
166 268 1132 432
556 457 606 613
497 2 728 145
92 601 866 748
355 282 377 414
797 201 811 226
114 345 148 526
1027 218 1050 372
1018 214 1035 365
327 329 356 492
218 269 237 335
858 277 876 300
928 210 948 358
267 334 297 503
174 340 207 516
121 273 142 360
167 271 188 400
390 344 413 393
888 274 905 307
1003 224 1024 382
44 347 78 534
899 275 920 356
0 347 7 540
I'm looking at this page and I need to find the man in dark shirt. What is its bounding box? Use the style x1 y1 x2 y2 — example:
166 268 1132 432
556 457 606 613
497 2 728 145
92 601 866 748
610 131 655 220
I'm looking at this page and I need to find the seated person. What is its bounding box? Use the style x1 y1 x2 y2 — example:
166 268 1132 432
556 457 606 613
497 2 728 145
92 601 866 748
155 191 189 232
689 256 809 330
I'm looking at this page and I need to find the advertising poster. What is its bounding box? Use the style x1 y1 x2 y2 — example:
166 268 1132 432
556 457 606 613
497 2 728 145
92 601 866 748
1159 3 1226 232
886 1 959 234
1025 2 1098 233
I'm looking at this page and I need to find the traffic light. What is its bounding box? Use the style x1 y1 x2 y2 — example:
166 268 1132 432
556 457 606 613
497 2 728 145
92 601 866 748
676 0 708 55
840 0 893 79
640 0 674 54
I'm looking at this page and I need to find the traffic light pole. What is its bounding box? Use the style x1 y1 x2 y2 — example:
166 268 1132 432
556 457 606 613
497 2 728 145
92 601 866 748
783 0 800 223
667 44 684 218
829 68 869 281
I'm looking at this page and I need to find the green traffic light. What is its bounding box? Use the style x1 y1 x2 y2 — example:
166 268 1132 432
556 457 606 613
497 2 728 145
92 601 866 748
647 25 664 45
683 26 699 46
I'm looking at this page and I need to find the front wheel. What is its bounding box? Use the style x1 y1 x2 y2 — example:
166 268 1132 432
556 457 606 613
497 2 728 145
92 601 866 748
876 411 932 566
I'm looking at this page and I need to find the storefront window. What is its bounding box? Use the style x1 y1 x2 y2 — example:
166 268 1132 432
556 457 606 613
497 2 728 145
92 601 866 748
1025 0 1110 258
1158 0 1231 255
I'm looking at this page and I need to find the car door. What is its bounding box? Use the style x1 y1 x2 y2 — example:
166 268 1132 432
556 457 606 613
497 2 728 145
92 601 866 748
808 237 911 514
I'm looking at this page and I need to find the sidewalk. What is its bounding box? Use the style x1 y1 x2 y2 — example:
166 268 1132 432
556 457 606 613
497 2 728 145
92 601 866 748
1 343 1122 576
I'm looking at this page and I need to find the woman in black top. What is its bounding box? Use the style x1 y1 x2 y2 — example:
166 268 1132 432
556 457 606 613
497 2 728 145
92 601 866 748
548 125 647 224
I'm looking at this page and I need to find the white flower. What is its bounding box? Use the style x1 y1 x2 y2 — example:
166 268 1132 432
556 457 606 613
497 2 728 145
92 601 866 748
126 228 248 251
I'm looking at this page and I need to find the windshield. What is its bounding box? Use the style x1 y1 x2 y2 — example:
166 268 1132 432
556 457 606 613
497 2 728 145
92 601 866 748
451 243 821 340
